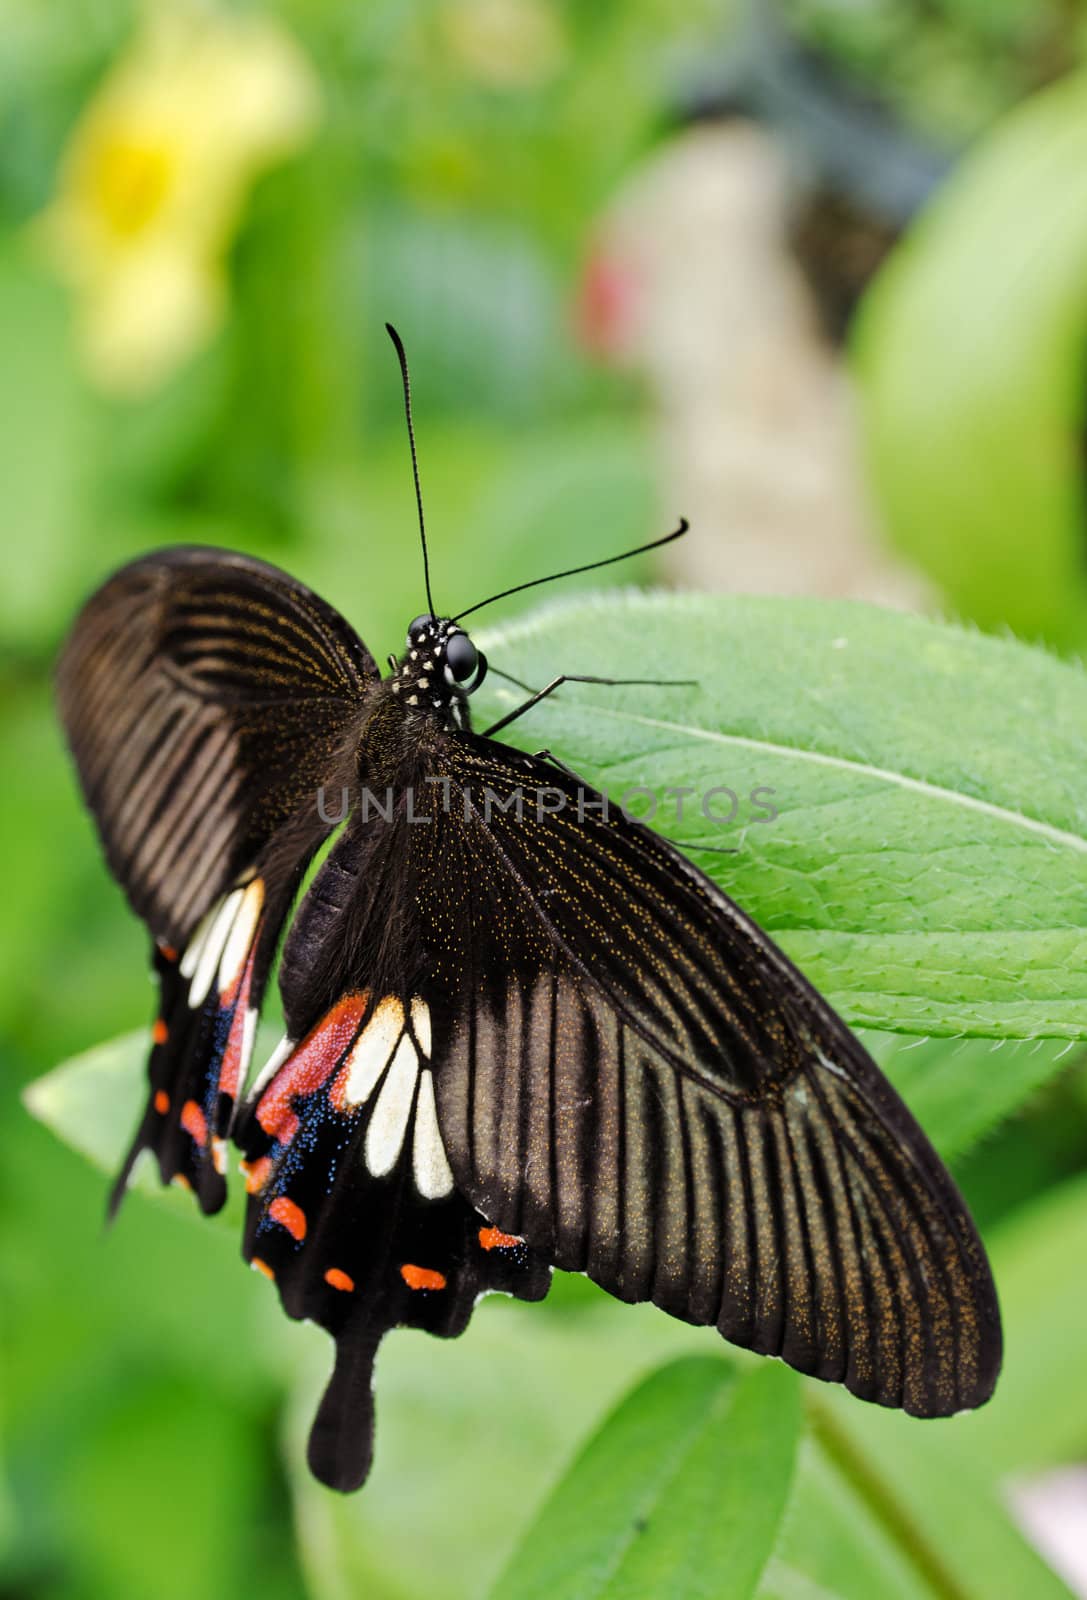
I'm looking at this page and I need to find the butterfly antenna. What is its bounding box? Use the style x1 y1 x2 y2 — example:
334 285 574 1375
386 323 436 618
452 519 690 624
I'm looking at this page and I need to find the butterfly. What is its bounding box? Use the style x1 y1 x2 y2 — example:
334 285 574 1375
56 326 1001 1493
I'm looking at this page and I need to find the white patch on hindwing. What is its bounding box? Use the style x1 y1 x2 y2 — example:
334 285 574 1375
218 878 263 993
179 902 219 980
187 890 243 1007
365 1034 418 1176
237 1007 259 1099
413 1069 454 1198
410 996 432 1056
249 1032 297 1102
180 877 264 1010
343 996 453 1197
343 997 404 1106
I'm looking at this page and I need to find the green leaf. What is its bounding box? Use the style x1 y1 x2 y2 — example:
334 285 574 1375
489 1358 800 1600
477 591 1087 1040
802 1399 1074 1600
854 72 1087 653
21 1027 273 1229
286 1290 709 1600
863 1031 1080 1164
758 1436 933 1600
22 1031 152 1182
792 1173 1087 1600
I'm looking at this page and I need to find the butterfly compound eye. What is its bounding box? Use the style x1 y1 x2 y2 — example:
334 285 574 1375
445 631 479 682
407 615 431 646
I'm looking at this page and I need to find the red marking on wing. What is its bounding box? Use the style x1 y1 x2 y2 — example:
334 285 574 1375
242 1156 273 1195
218 949 256 1099
324 1268 355 1293
478 1226 522 1252
151 1018 169 1046
158 944 178 962
400 1264 447 1292
269 1195 307 1241
180 1099 208 1145
153 1090 170 1115
327 990 375 1114
256 993 368 1144
252 1257 275 1281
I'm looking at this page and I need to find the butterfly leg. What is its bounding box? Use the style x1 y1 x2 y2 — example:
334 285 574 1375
482 672 694 738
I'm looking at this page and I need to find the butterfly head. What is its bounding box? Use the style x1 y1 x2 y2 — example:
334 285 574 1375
391 614 488 717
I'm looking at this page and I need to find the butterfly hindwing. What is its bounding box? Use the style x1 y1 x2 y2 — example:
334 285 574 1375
58 547 378 1211
231 828 552 1490
235 973 550 1492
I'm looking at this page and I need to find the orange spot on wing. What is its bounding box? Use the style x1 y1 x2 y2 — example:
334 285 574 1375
172 1174 192 1192
153 1090 170 1115
252 1257 275 1281
256 993 368 1144
324 1268 355 1293
151 1018 169 1046
241 1156 273 1195
158 944 178 962
180 1099 208 1145
269 1195 307 1241
400 1263 447 1292
478 1226 522 1252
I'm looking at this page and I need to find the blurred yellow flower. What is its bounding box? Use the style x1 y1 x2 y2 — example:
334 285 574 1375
37 4 319 395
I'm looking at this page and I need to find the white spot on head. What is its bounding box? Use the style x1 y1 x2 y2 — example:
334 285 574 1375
407 695 419 706
343 997 405 1107
365 1034 419 1175
413 1069 453 1197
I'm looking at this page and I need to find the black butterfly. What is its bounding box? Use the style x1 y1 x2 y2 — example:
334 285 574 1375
57 327 1001 1493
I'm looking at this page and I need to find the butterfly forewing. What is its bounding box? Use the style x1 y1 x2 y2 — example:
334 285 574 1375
410 737 1001 1418
56 546 377 941
58 547 378 1208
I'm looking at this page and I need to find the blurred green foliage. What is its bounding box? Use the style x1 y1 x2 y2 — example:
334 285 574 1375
3 2 1087 1599
782 0 1087 142
855 70 1087 656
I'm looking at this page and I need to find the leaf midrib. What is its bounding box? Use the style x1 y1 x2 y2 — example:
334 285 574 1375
493 693 1087 859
